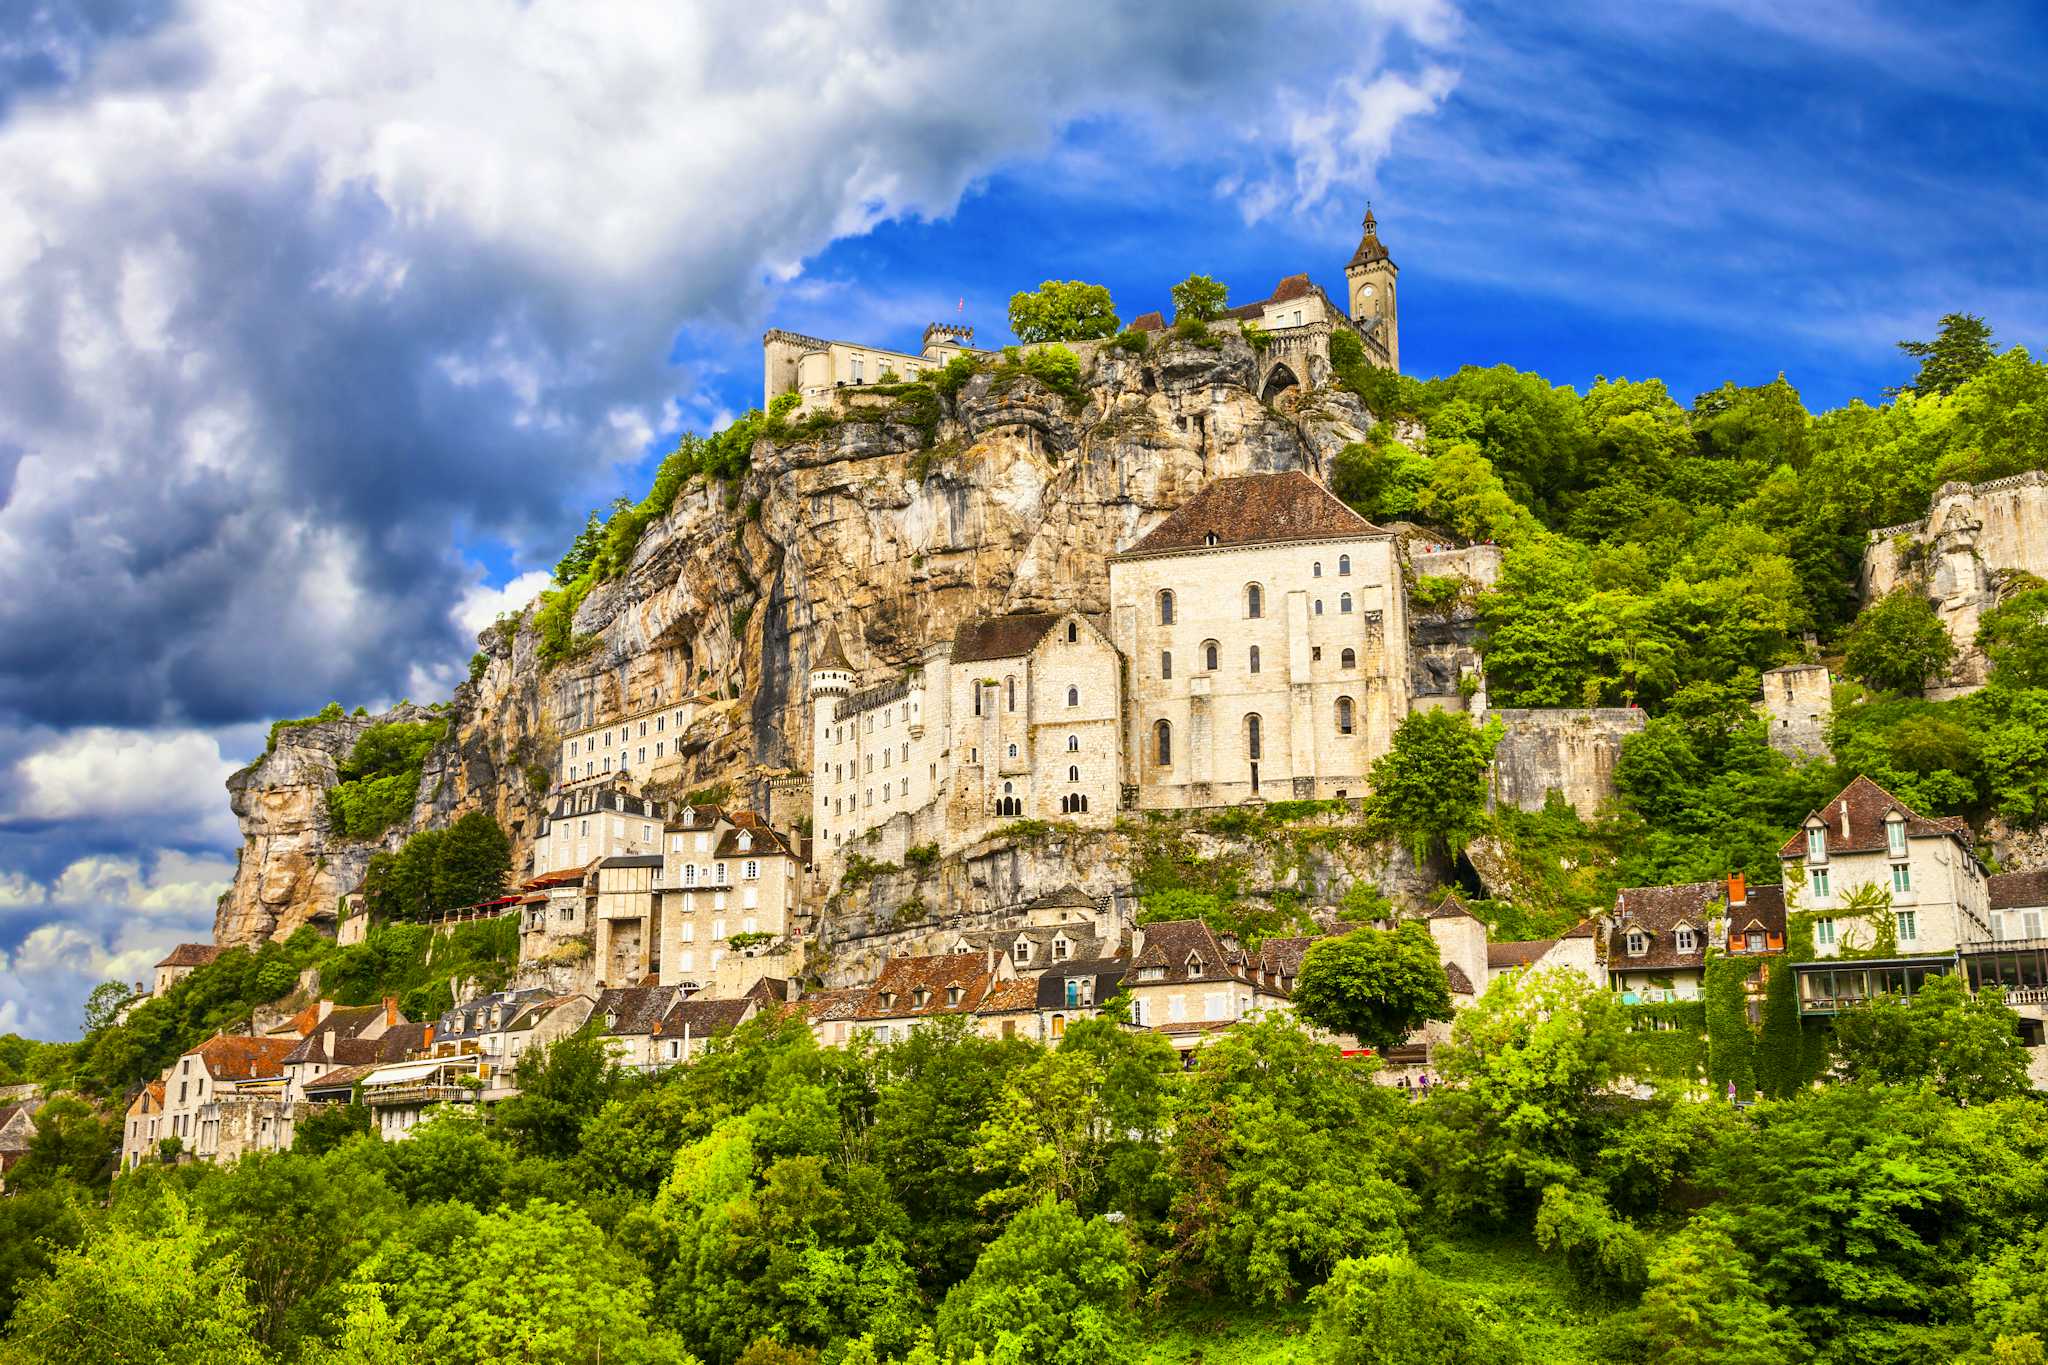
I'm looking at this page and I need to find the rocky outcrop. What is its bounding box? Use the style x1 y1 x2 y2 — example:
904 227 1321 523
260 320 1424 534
221 330 1385 944
1861 471 2048 696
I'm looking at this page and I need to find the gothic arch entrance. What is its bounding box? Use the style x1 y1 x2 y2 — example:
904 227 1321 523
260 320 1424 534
1259 361 1300 404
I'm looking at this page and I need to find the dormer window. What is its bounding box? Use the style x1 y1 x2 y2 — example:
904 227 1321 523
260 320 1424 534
1204 532 1219 546
1806 825 1827 863
1626 930 1648 957
604 1010 619 1030
1013 940 1031 965
739 831 752 851
1052 936 1071 961
1674 926 1696 953
946 986 963 1007
880 991 896 1011
913 988 929 1009
1187 954 1204 978
1885 813 1907 858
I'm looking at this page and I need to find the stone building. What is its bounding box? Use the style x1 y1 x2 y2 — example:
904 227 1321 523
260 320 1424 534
1760 663 1833 759
156 1034 299 1165
554 698 704 789
1782 775 1990 962
1110 471 1409 808
658 810 808 994
532 780 665 877
1486 708 1646 819
763 321 982 410
151 943 221 997
1120 919 1294 1052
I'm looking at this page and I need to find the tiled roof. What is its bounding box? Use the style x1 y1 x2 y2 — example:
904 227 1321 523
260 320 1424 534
595 985 686 1037
1255 935 1319 980
1128 311 1165 332
801 988 864 1024
280 1006 390 1065
156 943 221 969
301 1063 381 1096
1131 919 1251 986
1428 894 1479 921
742 977 793 1004
1989 869 2048 912
1559 916 1599 939
1119 472 1386 557
191 1034 298 1082
1607 881 1720 971
1445 961 1476 994
1349 208 1391 268
1487 940 1556 970
951 613 1061 665
438 988 553 1042
669 804 731 831
1029 884 1098 912
957 923 1117 968
1726 885 1788 941
655 997 754 1039
978 979 1041 1015
601 853 664 869
523 867 591 890
1778 775 1974 860
857 955 996 1019
714 826 799 859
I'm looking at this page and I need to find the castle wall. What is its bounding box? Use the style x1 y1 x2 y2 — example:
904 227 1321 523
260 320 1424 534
1488 708 1646 818
1861 471 2048 695
1760 664 1832 759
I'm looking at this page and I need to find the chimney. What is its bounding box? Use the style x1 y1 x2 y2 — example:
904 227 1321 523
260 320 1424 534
1727 873 1746 907
1840 801 1851 840
383 995 398 1027
423 1024 435 1047
985 943 996 975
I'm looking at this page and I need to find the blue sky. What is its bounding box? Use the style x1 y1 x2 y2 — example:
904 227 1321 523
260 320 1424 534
0 0 2042 1039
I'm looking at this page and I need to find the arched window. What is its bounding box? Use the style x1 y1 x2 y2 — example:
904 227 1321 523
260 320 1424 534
1338 554 1351 576
1050 1014 1066 1039
1341 647 1357 669
1155 720 1173 767
973 685 982 717
1248 645 1261 674
1066 621 1078 643
1203 640 1219 671
1066 685 1079 707
1336 696 1355 735
1246 584 1263 619
1314 599 1324 616
1006 677 1017 712
1158 590 1175 625
1313 561 1323 578
1007 743 1018 758
1340 592 1353 614
1068 765 1081 783
1067 734 1079 752
1161 651 1173 680
1246 713 1263 761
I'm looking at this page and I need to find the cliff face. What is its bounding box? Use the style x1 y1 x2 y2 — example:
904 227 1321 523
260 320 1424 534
219 331 1383 944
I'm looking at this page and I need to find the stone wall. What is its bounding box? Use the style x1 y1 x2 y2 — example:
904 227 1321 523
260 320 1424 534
1861 471 2048 695
1760 664 1832 758
1487 708 1647 818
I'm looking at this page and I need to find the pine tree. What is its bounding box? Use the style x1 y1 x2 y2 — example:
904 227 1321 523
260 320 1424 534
1889 312 1995 396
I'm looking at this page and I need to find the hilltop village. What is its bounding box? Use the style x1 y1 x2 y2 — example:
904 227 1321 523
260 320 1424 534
31 207 2043 1184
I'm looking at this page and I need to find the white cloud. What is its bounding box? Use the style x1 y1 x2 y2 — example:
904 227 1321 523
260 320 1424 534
12 727 240 844
49 851 235 919
0 870 46 908
454 570 553 641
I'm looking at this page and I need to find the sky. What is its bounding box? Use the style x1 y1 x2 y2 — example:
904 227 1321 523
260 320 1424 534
0 0 2042 1040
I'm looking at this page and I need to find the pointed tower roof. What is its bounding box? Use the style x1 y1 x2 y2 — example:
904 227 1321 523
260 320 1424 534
814 627 850 672
1348 202 1392 268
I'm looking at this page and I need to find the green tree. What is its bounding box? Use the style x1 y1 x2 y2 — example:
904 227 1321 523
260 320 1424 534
294 1098 371 1156
1169 274 1228 323
2 1194 267 1365
1843 588 1955 696
1311 1252 1523 1365
1891 312 1996 397
555 506 612 584
496 1023 620 1159
0 1185 88 1324
1007 280 1119 343
1979 585 2048 690
81 980 138 1035
9 1095 120 1189
1290 922 1453 1054
431 811 512 910
363 1199 693 1364
934 1198 1137 1365
1532 1183 1648 1301
1634 1218 1808 1364
1831 972 2030 1104
1366 710 1501 863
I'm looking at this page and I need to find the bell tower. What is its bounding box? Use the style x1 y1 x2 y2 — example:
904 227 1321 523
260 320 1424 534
1344 202 1399 372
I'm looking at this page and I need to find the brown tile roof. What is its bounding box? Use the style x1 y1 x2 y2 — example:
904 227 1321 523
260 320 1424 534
857 955 996 1019
1560 916 1599 940
1487 939 1556 970
815 627 851 671
1131 920 1251 986
742 977 793 1004
280 1006 389 1065
1445 961 1476 994
523 867 591 890
1428 893 1478 921
1255 934 1319 980
714 826 799 859
1607 881 1720 971
800 988 864 1024
655 997 755 1039
1778 775 1974 860
1128 310 1165 332
1989 869 2048 912
155 943 221 969
596 985 686 1037
669 804 732 832
1119 472 1386 558
977 979 1041 1015
1726 884 1788 942
1268 272 1317 303
1349 208 1391 268
951 613 1060 665
302 1063 381 1096
191 1034 298 1082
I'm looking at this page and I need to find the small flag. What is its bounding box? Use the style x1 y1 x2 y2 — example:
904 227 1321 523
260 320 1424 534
957 297 964 314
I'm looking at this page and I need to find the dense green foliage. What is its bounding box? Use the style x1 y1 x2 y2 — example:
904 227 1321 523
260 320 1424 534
358 812 512 923
9 976 2042 1364
1364 710 1500 863
1007 280 1120 343
1290 921 1454 1053
325 718 446 840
